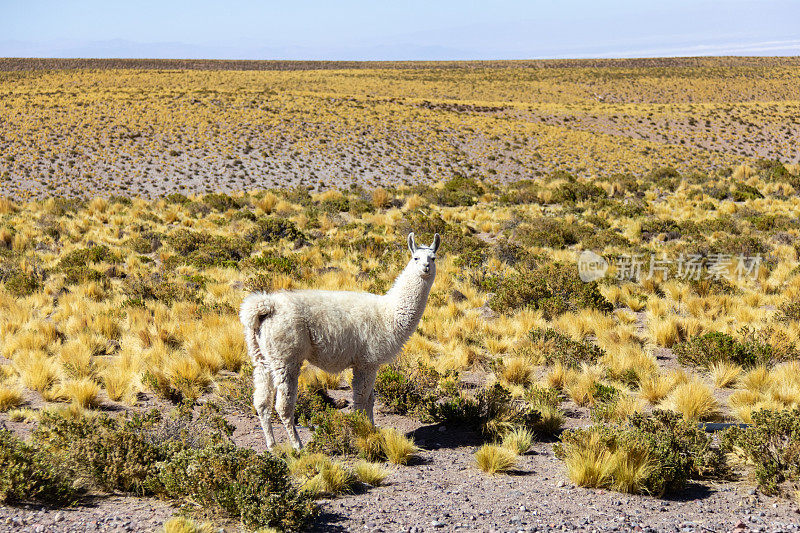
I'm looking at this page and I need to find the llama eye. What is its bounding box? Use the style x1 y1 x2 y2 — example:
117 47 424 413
414 257 419 261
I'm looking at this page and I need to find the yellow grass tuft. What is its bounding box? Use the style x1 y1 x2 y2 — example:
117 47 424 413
639 372 674 404
57 378 102 408
474 444 518 475
501 427 534 455
162 517 216 533
709 361 742 389
661 379 720 421
0 384 24 411
740 365 771 393
353 461 390 486
500 356 534 386
380 428 418 465
289 453 355 496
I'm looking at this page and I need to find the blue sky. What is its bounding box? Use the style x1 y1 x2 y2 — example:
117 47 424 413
2 0 799 60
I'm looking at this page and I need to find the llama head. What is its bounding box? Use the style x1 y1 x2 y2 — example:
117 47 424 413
407 232 440 279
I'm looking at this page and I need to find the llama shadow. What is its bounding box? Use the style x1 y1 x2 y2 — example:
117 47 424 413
661 482 714 502
409 422 484 450
308 510 350 532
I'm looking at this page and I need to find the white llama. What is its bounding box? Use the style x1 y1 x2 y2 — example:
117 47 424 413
240 232 440 449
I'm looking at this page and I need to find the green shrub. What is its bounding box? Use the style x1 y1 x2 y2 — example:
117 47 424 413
306 408 377 457
524 386 566 437
58 245 120 270
159 445 315 530
431 383 541 439
640 218 682 242
167 230 252 269
34 411 165 495
674 329 774 369
0 428 79 505
498 180 539 204
124 273 199 304
374 363 444 419
647 167 682 191
779 301 800 322
528 328 605 369
732 182 764 201
428 174 483 206
550 176 606 203
32 408 313 530
203 193 241 212
488 262 611 317
517 218 592 249
241 252 299 275
555 410 725 496
2 268 44 296
125 232 162 254
245 217 305 244
721 408 800 495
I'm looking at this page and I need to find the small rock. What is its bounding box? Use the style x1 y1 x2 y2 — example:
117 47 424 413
430 520 445 528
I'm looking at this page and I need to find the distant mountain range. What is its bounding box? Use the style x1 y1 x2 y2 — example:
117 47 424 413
2 38 800 61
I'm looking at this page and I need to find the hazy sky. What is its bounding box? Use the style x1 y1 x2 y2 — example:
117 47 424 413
2 0 799 60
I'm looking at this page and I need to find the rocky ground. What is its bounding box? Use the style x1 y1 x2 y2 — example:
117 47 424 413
3 338 800 532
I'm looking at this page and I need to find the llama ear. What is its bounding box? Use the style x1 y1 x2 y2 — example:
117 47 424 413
408 232 417 253
431 233 441 253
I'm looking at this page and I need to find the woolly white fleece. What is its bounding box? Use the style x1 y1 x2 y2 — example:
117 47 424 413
240 232 440 449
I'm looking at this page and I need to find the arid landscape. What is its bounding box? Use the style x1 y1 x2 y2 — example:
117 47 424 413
1 58 800 532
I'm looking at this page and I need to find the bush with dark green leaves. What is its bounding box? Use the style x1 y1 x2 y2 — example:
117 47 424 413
32 409 314 531
1 267 44 297
721 408 800 495
673 329 774 369
374 364 443 420
555 410 726 496
517 217 592 249
159 445 315 530
529 327 605 369
550 175 606 204
431 383 541 438
488 262 611 317
124 273 199 305
428 174 483 206
647 167 682 191
306 408 378 457
241 252 299 275
203 193 242 212
167 229 252 268
244 217 305 244
0 427 79 505
58 245 120 270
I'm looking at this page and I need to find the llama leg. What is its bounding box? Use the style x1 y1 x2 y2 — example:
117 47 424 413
253 364 276 448
352 366 378 424
273 363 303 449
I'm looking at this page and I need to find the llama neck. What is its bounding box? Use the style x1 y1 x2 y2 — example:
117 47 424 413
385 263 433 343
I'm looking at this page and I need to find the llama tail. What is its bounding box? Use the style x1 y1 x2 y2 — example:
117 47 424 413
239 292 276 365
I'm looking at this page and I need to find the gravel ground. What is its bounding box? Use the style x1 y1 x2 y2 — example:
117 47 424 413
2 351 800 533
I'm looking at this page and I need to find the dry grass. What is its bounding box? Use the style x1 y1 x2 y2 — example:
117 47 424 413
0 384 24 411
639 372 674 404
162 517 216 533
661 379 720 421
474 444 518 475
353 461 390 487
380 428 418 465
501 427 534 455
562 430 656 494
709 361 742 389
